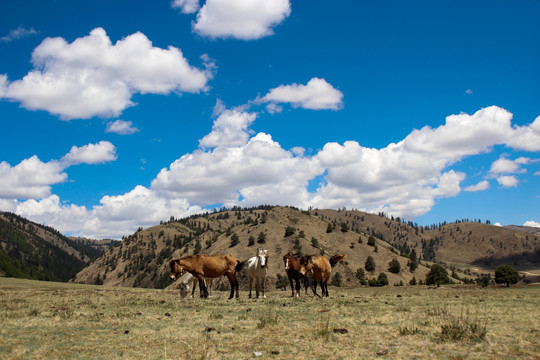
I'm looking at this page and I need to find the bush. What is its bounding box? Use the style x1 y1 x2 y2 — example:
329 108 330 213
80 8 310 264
257 232 266 244
365 256 376 272
285 226 296 237
494 265 519 286
476 274 491 287
377 272 389 286
229 233 240 247
388 258 401 274
426 264 450 286
331 272 343 287
367 236 376 246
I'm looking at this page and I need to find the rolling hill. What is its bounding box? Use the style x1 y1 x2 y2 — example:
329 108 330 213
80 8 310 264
72 206 540 290
0 212 114 281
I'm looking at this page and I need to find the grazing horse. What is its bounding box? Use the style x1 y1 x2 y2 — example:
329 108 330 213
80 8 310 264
247 248 268 299
178 272 214 299
301 254 346 297
169 254 243 299
282 252 310 297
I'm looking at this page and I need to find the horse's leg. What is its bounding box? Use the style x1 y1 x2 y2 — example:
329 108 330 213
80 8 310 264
198 277 208 298
248 276 253 299
255 277 261 299
312 280 319 296
262 276 266 299
259 276 265 299
191 278 197 298
295 278 301 297
207 278 213 298
288 276 295 297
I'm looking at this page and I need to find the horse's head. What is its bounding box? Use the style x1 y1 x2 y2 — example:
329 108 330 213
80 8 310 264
283 253 293 270
169 259 184 280
179 282 190 298
257 248 268 268
299 256 313 275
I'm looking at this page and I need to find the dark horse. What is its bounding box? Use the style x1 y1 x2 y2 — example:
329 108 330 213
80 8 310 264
282 252 310 297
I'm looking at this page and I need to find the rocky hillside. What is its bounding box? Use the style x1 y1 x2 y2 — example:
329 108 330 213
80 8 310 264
0 212 113 281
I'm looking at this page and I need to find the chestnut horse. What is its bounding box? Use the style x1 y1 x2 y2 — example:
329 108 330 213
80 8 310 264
169 254 243 299
301 254 346 297
282 252 310 297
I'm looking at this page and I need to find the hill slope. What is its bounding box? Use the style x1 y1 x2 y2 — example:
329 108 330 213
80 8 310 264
73 206 431 289
0 212 113 281
74 206 540 290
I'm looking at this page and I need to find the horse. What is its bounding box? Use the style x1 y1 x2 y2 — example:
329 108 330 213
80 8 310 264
301 254 346 297
169 254 243 299
282 252 310 297
246 248 268 299
177 272 214 299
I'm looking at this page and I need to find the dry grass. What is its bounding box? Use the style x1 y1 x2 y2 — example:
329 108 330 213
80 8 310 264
1 278 539 359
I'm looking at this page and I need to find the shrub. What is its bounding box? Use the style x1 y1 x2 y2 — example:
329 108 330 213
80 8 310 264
257 232 266 244
247 236 255 247
229 233 240 247
367 236 376 246
426 264 450 286
355 268 366 282
438 310 487 343
476 274 491 287
377 272 389 286
285 226 296 237
494 265 519 286
365 256 376 272
388 258 401 274
331 272 343 287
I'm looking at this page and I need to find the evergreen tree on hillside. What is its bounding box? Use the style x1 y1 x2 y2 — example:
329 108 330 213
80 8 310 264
365 256 376 272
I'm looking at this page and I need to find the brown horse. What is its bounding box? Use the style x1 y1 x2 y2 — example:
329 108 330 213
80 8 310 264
301 254 346 297
282 252 310 297
169 254 243 299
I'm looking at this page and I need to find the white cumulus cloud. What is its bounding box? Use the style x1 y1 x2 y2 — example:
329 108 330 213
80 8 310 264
172 0 200 14
497 175 518 187
464 180 490 192
61 141 117 166
105 120 139 135
199 109 256 148
0 142 117 200
524 220 540 228
192 0 291 40
0 28 212 119
260 78 344 111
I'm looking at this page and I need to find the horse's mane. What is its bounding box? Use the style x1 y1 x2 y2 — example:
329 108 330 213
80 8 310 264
329 254 347 267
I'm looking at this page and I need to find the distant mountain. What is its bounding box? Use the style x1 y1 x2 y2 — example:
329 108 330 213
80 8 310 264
0 212 114 282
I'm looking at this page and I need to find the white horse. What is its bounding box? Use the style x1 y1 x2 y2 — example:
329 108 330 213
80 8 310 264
247 248 268 299
178 273 213 299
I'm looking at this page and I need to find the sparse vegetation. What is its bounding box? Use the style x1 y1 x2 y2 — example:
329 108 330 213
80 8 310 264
1 278 539 359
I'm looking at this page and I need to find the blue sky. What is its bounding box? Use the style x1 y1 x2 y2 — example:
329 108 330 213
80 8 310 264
1 0 539 238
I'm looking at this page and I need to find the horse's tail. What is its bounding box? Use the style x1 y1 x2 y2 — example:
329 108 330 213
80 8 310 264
235 260 245 272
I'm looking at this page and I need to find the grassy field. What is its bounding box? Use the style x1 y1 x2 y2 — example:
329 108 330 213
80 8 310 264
0 277 539 360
